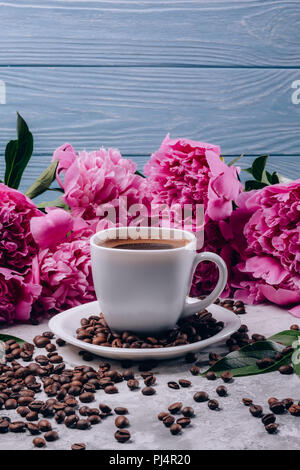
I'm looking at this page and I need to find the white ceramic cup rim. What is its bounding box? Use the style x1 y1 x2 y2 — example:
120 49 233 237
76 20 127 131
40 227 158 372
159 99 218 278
90 226 196 253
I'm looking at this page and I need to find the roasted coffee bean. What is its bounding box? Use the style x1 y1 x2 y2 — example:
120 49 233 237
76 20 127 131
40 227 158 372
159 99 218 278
9 421 26 432
252 334 266 342
71 443 86 450
35 355 49 365
282 398 294 409
88 415 101 425
45 343 56 353
43 331 55 339
242 398 253 406
208 399 219 410
33 336 50 348
104 385 118 395
26 423 41 435
179 379 191 388
99 403 112 414
162 414 175 427
33 437 46 448
168 402 182 414
288 404 300 416
221 371 233 383
216 385 227 397
205 371 217 381
0 420 9 433
5 398 17 409
114 429 130 443
56 338 66 347
158 412 169 421
181 406 194 417
256 358 275 369
193 391 209 403
38 419 52 432
76 419 91 430
170 423 182 435
269 401 285 415
265 423 278 434
114 407 128 415
49 355 63 364
261 413 276 425
26 411 39 422
142 386 156 396
268 397 278 406
282 346 293 355
115 416 129 428
55 410 66 424
79 392 94 403
123 370 134 381
290 324 300 331
176 417 191 428
144 375 156 386
17 406 30 417
249 405 263 417
65 414 79 428
189 365 200 376
167 381 180 390
29 400 44 412
44 430 59 441
279 364 294 375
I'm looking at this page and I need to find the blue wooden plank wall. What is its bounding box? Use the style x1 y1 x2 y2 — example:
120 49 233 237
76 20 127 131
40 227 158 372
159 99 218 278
0 0 299 193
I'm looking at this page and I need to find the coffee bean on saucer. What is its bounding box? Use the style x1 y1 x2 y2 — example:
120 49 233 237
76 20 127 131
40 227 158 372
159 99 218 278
72 443 86 450
181 406 194 417
168 381 180 390
205 371 217 381
158 412 169 421
162 414 175 427
193 391 209 403
168 402 182 414
265 423 278 434
44 430 59 442
142 386 156 396
38 419 52 432
221 371 233 383
269 401 285 415
115 416 129 428
114 429 130 443
114 407 128 415
79 392 94 402
179 379 191 388
208 399 219 410
33 437 46 448
261 414 276 426
170 423 182 435
249 405 263 417
242 398 253 406
176 417 191 428
279 364 294 375
216 385 227 397
189 366 200 376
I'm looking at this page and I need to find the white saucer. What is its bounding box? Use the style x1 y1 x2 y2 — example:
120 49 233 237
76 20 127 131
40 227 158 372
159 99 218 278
48 301 241 361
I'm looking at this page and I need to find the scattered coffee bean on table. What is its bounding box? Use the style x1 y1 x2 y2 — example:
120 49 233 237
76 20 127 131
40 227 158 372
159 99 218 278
176 417 191 428
114 407 128 415
170 423 182 435
288 405 300 416
221 371 233 383
242 398 253 406
261 414 276 425
265 423 278 434
115 416 130 428
249 405 263 417
189 365 200 376
33 437 46 448
205 371 217 381
278 364 294 375
142 386 156 396
114 429 131 443
269 401 285 415
168 381 180 390
162 415 175 427
168 402 183 414
193 391 209 403
181 406 194 417
208 400 219 410
178 379 191 388
216 386 227 397
71 443 86 450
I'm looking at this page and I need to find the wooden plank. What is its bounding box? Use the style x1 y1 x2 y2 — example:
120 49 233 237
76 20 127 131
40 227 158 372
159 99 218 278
0 1 300 66
0 67 299 156
2 155 298 196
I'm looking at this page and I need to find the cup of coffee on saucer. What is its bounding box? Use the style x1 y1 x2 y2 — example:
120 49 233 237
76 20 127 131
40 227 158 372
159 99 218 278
90 226 228 335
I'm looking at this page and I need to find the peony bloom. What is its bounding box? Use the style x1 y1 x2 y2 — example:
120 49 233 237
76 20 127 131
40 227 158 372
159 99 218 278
227 180 300 313
0 265 41 324
34 230 96 314
0 184 42 272
52 143 148 230
144 135 242 297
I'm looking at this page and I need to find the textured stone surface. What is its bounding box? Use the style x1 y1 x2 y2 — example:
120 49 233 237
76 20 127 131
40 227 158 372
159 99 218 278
0 304 299 450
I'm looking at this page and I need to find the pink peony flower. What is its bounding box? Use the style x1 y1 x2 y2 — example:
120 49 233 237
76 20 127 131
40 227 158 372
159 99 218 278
0 265 41 324
34 230 96 314
144 135 242 297
228 180 300 312
52 143 148 230
31 208 74 250
0 184 42 272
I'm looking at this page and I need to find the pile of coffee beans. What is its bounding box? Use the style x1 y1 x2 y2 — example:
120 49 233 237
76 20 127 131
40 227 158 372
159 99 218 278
76 309 224 349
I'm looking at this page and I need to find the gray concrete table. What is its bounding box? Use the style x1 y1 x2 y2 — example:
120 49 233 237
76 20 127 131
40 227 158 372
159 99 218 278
0 304 299 450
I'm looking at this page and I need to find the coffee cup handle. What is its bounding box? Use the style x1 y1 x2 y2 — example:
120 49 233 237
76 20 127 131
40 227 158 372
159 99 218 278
181 252 228 319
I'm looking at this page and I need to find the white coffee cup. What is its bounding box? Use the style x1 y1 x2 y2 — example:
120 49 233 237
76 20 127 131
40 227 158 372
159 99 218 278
90 227 227 335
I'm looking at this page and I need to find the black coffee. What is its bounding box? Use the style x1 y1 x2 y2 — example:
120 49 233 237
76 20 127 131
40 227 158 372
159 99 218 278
100 238 189 250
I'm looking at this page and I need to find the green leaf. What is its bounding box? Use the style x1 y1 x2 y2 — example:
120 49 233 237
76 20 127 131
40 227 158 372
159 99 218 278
0 333 25 345
245 180 268 191
4 113 34 189
201 340 290 378
268 330 300 346
251 155 269 181
228 153 244 167
270 171 280 184
37 196 69 210
135 170 145 178
25 160 58 199
291 346 300 376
